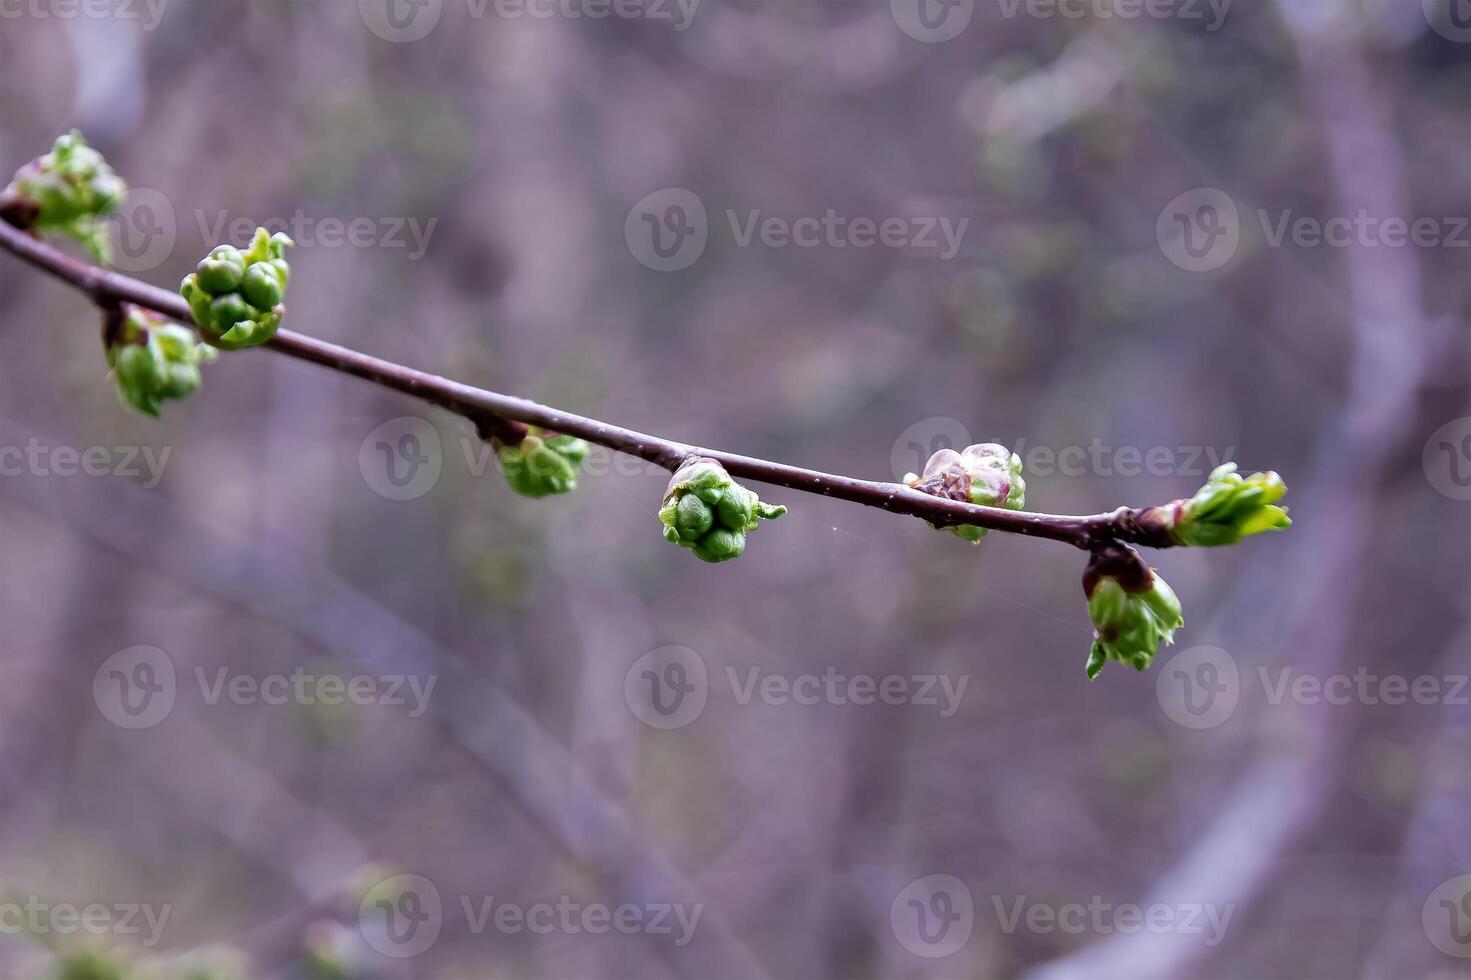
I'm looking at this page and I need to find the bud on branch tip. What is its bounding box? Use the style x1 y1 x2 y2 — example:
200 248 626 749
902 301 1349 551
659 457 787 563
903 442 1026 542
1142 462 1291 548
2 130 125 262
180 227 293 350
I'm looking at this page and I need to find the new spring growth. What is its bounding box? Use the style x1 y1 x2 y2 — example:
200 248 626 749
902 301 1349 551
0 131 125 262
1082 543 1184 679
659 457 787 563
105 305 217 417
1141 463 1292 547
495 427 590 498
180 227 293 350
903 443 1026 542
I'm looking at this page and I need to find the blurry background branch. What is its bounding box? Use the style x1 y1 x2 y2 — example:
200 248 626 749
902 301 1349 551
0 415 766 978
1028 0 1439 975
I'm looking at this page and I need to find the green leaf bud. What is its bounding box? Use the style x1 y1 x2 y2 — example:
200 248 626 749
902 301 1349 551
1082 544 1184 679
658 456 786 563
2 131 126 262
1142 463 1291 548
903 442 1026 542
240 261 284 309
495 427 589 498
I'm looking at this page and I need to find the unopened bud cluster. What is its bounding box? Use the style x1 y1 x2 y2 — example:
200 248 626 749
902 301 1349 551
106 306 217 417
1 130 125 261
659 457 787 563
903 442 1026 542
1082 544 1184 679
496 427 589 498
180 227 293 350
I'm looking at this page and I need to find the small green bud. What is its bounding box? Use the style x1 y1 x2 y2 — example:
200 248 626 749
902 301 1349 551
658 457 786 563
1082 544 1184 679
159 361 203 400
674 493 714 540
209 293 252 333
195 246 245 293
495 427 589 498
150 321 207 360
714 484 754 530
1144 463 1291 548
3 131 126 262
903 442 1026 542
691 527 746 563
179 227 292 350
114 343 164 416
240 261 284 309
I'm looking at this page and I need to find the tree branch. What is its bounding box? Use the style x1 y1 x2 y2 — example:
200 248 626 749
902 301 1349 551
0 215 1176 552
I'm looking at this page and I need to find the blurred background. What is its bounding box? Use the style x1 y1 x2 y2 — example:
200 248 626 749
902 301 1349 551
2 0 1469 977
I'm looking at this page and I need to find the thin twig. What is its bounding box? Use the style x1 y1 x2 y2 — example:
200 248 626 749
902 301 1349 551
0 216 1176 551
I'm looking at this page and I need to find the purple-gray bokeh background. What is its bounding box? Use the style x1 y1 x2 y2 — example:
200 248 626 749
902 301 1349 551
2 1 1469 977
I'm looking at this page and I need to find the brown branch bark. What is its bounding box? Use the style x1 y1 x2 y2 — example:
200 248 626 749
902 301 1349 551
0 215 1181 552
